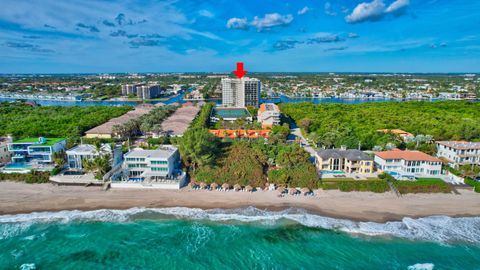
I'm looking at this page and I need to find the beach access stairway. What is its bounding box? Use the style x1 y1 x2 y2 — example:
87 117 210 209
387 181 402 197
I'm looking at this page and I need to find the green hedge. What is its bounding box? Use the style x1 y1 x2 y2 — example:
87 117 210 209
465 177 480 193
392 179 451 194
320 180 390 193
0 171 50 183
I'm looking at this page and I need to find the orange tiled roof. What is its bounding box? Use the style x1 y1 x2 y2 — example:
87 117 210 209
377 129 414 137
375 149 440 162
209 129 270 139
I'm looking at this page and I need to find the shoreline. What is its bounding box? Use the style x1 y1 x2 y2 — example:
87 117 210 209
0 181 479 222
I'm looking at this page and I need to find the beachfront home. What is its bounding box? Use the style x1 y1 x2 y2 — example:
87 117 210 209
257 103 281 129
66 144 113 170
374 149 442 179
0 137 12 165
315 148 374 174
436 141 480 168
115 145 186 189
4 137 66 172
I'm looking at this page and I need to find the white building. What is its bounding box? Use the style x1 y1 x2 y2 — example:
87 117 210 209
257 103 281 128
374 149 442 179
116 145 186 189
121 83 143 96
66 144 112 170
137 84 162 99
221 77 261 108
436 141 480 168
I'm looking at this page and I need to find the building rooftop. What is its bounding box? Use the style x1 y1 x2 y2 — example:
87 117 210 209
377 129 414 137
125 145 178 159
161 105 200 136
436 141 480 150
212 107 251 119
12 137 65 146
66 144 111 155
316 149 373 161
375 149 441 162
259 103 280 113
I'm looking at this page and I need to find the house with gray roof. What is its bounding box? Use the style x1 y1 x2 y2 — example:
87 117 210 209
315 148 374 174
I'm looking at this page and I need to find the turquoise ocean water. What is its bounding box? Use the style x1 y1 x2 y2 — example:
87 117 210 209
1 207 479 270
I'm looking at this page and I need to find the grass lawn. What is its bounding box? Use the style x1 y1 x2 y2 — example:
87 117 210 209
320 179 390 193
321 178 356 181
393 178 451 194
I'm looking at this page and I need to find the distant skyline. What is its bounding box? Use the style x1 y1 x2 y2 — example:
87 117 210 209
1 0 479 73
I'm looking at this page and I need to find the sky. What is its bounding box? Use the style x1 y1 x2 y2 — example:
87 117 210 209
0 0 479 73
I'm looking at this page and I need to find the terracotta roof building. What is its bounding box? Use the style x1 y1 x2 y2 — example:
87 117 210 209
374 149 442 179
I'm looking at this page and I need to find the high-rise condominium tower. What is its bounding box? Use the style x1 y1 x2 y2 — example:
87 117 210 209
221 77 261 108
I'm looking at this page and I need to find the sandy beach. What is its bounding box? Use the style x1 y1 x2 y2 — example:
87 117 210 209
0 181 479 222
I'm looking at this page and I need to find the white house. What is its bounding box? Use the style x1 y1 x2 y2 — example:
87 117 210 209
436 141 480 168
114 145 186 189
257 103 281 129
66 144 112 170
374 149 442 179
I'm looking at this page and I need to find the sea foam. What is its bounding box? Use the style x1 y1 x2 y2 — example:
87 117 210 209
1 207 479 244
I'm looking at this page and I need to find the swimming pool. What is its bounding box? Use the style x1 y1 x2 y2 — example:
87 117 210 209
4 163 32 170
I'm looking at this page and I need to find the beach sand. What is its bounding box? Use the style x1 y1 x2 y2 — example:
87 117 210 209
0 181 479 222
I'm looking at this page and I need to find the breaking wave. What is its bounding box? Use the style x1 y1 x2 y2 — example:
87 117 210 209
1 207 479 244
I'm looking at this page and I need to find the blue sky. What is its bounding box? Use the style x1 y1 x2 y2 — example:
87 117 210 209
0 0 479 73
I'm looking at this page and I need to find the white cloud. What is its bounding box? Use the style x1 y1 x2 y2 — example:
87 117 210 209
385 0 410 15
298 6 310 15
324 2 337 16
345 0 385 23
345 0 410 23
198 9 214 18
348 32 359 38
250 13 293 32
226 17 249 30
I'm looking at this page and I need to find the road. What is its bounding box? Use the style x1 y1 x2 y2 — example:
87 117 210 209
290 127 317 158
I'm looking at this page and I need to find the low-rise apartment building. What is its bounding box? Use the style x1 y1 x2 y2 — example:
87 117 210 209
315 148 374 174
374 149 442 179
257 103 281 129
436 141 480 168
117 145 185 189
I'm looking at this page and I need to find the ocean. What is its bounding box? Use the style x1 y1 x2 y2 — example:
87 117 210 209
1 207 479 269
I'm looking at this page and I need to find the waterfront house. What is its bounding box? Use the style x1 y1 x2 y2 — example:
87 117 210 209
115 145 186 189
4 137 66 172
315 148 374 174
436 141 480 168
374 149 442 179
66 144 113 170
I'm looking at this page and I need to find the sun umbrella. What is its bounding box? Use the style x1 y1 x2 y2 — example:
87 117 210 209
233 184 241 191
301 187 311 195
222 183 230 190
245 185 253 192
210 182 219 190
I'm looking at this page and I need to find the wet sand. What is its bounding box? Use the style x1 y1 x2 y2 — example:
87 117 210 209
0 181 479 222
